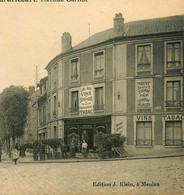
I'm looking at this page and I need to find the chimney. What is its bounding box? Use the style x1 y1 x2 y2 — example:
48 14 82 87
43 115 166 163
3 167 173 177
29 86 35 94
62 32 72 53
113 13 124 34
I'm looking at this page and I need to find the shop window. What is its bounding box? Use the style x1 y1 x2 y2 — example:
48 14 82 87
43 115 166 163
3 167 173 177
166 41 182 72
70 91 79 113
94 87 104 111
166 81 181 107
38 134 41 140
70 58 79 81
94 51 105 78
43 133 46 140
136 122 152 146
136 44 152 75
165 121 182 146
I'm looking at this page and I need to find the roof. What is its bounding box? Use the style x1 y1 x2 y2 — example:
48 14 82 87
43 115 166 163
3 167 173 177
72 15 184 51
46 15 184 69
37 76 48 87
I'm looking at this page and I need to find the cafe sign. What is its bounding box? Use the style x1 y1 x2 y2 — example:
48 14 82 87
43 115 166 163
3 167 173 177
79 85 94 115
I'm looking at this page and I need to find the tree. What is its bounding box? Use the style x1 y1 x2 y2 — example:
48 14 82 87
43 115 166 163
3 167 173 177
0 86 29 156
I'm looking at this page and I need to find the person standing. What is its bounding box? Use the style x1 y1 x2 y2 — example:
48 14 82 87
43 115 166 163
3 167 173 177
70 140 75 158
82 140 88 158
61 144 67 159
12 146 19 165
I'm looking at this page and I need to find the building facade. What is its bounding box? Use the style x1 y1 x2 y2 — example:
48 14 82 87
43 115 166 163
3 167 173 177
37 77 48 140
18 86 39 145
38 13 184 155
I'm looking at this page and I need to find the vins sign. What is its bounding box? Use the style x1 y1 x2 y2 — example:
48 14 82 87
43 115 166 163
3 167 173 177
79 85 94 115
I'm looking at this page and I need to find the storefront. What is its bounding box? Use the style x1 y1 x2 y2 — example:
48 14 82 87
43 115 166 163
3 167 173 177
64 115 111 149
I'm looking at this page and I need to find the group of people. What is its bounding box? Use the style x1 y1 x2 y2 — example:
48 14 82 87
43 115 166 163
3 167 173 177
70 140 88 158
0 143 20 165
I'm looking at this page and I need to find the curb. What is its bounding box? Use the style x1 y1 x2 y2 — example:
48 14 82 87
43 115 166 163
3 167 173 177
19 154 184 164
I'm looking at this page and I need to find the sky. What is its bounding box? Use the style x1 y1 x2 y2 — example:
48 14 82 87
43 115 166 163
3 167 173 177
0 0 184 93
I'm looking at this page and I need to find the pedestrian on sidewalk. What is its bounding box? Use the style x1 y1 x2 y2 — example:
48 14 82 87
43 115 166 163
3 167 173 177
12 145 19 165
70 140 76 158
82 140 88 158
0 143 2 162
39 142 45 161
61 144 67 159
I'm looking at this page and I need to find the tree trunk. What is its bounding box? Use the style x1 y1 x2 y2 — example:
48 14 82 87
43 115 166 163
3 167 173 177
8 138 11 158
13 137 15 147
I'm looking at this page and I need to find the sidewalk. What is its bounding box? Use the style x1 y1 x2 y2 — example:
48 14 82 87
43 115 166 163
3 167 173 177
1 151 184 164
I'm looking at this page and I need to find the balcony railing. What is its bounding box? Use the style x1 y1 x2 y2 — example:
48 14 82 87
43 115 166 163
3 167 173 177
70 106 79 113
136 139 152 146
71 74 79 81
165 100 183 107
165 139 182 146
94 104 104 111
39 121 46 127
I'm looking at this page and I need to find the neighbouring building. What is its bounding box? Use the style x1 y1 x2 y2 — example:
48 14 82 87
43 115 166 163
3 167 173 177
37 77 48 140
20 86 39 145
37 13 184 156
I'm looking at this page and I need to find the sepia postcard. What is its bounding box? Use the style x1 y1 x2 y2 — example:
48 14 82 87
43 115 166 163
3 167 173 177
0 0 184 195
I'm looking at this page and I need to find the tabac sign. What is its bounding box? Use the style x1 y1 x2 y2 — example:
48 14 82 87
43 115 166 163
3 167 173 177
79 85 94 115
162 114 184 121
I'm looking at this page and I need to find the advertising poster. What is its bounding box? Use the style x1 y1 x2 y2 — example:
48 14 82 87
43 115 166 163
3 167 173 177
0 0 184 195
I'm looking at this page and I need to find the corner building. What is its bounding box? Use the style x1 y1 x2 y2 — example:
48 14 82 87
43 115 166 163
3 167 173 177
44 14 184 155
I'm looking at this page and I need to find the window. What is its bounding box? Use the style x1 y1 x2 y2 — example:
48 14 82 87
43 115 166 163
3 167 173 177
166 42 181 70
166 81 181 107
39 109 42 126
165 121 182 146
49 71 51 89
94 51 105 78
48 99 51 119
43 105 46 125
136 44 152 75
70 58 79 81
71 91 79 113
54 66 57 88
53 96 57 116
43 133 46 140
136 122 152 146
38 134 41 140
94 87 104 111
54 126 57 139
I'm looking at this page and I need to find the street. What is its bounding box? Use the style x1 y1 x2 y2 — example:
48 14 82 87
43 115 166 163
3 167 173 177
0 157 183 195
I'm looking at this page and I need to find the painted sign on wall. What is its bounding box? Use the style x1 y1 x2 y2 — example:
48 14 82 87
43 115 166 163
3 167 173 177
79 85 94 115
114 116 127 136
162 114 184 121
136 79 152 110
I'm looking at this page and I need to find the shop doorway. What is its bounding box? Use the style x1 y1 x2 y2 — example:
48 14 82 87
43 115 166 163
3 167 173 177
80 125 94 149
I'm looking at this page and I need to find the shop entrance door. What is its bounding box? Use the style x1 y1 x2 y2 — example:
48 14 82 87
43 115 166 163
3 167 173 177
80 125 94 149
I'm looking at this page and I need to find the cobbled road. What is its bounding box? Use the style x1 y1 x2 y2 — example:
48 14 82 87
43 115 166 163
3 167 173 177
0 157 183 195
